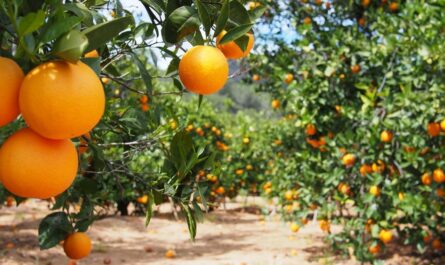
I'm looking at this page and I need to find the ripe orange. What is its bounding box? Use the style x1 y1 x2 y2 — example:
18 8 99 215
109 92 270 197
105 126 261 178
0 128 78 199
303 17 312 25
369 186 381 197
236 169 244 175
63 232 92 260
358 17 366 27
436 188 445 197
338 183 350 195
284 73 294 84
19 61 105 140
252 74 260 81
215 186 225 195
362 0 371 7
421 173 432 185
141 103 149 112
101 77 110 84
179 46 228 95
440 119 445 131
6 196 14 207
216 30 254 59
351 64 361 74
389 2 398 12
290 223 300 233
423 232 431 243
380 130 393 142
372 160 385 173
284 190 294 201
342 153 356 167
306 124 317 136
379 229 393 244
271 99 280 109
84 50 99 58
137 195 149 204
243 137 250 144
0 57 24 128
360 164 373 176
427 122 441 137
319 220 330 232
369 243 381 255
165 249 176 258
139 95 149 104
433 169 445 183
432 239 442 250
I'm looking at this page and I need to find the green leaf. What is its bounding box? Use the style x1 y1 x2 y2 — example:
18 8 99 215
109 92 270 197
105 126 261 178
40 16 82 43
234 35 249 52
38 212 73 250
194 0 211 37
145 191 155 226
18 10 46 36
198 94 203 109
52 29 89 63
81 57 101 76
83 16 134 52
182 203 197 240
228 0 251 26
213 0 229 37
218 23 253 45
162 6 200 44
131 53 153 96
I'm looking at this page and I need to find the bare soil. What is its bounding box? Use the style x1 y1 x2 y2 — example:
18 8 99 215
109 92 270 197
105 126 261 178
0 198 442 265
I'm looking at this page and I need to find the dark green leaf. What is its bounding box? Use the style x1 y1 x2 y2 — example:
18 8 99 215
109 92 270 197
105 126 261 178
38 212 73 250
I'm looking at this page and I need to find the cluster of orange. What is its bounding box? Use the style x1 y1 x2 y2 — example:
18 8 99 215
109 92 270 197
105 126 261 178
139 95 150 112
179 30 254 95
0 53 105 260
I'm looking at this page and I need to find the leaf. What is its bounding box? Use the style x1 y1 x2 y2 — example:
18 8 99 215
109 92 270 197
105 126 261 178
166 58 180 75
131 53 153 95
218 24 253 45
38 212 73 250
228 0 251 26
83 16 134 52
234 35 249 52
182 203 197 240
213 0 229 37
81 57 101 76
198 95 203 109
18 10 46 36
145 191 155 226
162 6 200 44
194 0 211 37
140 0 166 13
40 16 82 43
249 5 267 20
52 29 89 63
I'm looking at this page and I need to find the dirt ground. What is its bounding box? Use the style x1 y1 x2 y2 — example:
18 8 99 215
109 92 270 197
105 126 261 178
0 198 441 265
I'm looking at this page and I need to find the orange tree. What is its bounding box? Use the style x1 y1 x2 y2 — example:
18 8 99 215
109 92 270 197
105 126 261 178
0 0 264 259
247 0 445 262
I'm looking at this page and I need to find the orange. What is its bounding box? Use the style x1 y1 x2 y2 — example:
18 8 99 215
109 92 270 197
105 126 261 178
0 57 25 128
215 186 225 195
0 128 78 199
427 122 440 137
389 2 398 12
306 124 317 136
432 239 442 250
141 104 149 112
325 2 331 9
319 220 330 232
101 77 110 84
290 223 300 233
284 73 294 84
358 17 366 27
19 61 105 140
379 229 393 244
84 50 99 58
436 188 445 197
137 195 148 204
178 46 228 95
236 169 244 175
271 99 280 109
140 95 149 104
243 137 250 144
303 17 312 25
165 249 176 258
380 130 393 142
63 232 92 260
342 153 356 167
6 196 14 207
362 0 371 7
360 164 373 176
421 173 432 185
351 64 361 74
440 119 445 131
433 169 445 183
216 30 254 59
252 74 260 81
372 160 385 173
369 243 380 255
338 183 350 195
370 186 381 196
284 190 294 201
423 232 431 243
